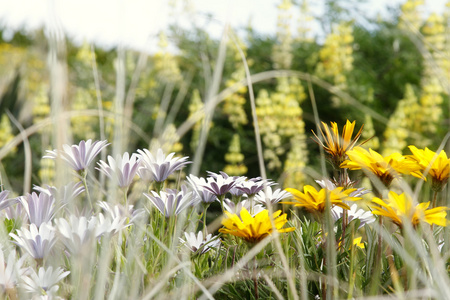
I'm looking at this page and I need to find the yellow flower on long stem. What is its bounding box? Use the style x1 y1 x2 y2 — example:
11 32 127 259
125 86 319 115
219 208 295 244
407 145 450 192
340 146 424 187
352 237 365 249
312 120 364 168
371 191 449 228
283 185 361 214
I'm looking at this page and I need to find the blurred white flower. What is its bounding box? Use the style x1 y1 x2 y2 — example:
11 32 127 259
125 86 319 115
179 231 220 255
3 202 27 222
97 201 146 224
21 266 70 297
33 182 84 204
96 152 141 188
137 148 190 182
254 186 291 206
0 249 27 291
0 190 18 212
95 213 129 237
186 175 217 204
55 215 96 254
19 192 55 227
10 223 57 260
44 139 109 172
316 179 370 198
55 213 128 254
144 186 193 218
315 179 337 190
223 199 265 216
331 204 375 229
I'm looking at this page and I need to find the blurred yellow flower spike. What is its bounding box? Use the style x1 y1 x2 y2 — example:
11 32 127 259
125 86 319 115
312 120 364 168
407 146 450 192
371 191 449 228
219 208 295 244
341 146 424 187
283 185 361 214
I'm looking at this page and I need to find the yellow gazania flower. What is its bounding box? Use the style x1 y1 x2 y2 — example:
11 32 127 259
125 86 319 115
337 236 365 250
340 146 424 187
352 237 365 249
371 191 449 228
311 120 364 168
283 185 361 214
407 146 450 191
219 208 295 244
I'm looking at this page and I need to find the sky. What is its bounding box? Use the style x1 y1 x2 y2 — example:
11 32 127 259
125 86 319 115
0 0 447 52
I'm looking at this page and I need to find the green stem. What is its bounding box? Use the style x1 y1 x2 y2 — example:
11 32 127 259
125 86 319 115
253 255 259 300
249 195 254 215
321 221 327 300
341 209 348 253
154 181 164 193
218 194 226 212
82 171 93 211
202 203 210 235
123 187 129 208
369 215 383 295
432 190 438 209
347 229 356 300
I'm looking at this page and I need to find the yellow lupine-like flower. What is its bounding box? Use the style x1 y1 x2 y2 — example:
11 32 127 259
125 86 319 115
341 146 424 186
372 191 448 228
311 120 363 168
283 185 361 214
219 208 295 244
407 146 450 191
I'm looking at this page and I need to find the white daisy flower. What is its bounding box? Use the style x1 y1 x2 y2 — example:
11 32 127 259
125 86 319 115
254 186 291 206
96 152 141 188
137 148 190 182
55 213 128 254
234 177 275 197
19 192 55 227
44 139 109 172
54 215 97 254
144 186 193 218
186 175 217 205
3 202 27 222
331 204 375 229
179 231 220 255
202 172 237 197
0 190 18 212
21 266 70 297
10 223 56 260
0 249 27 292
33 182 84 204
223 199 265 216
97 201 146 224
95 213 129 237
315 179 370 198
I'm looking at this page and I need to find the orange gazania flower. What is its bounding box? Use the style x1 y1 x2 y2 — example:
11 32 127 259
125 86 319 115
341 146 424 187
312 120 364 168
371 191 449 228
407 146 450 192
